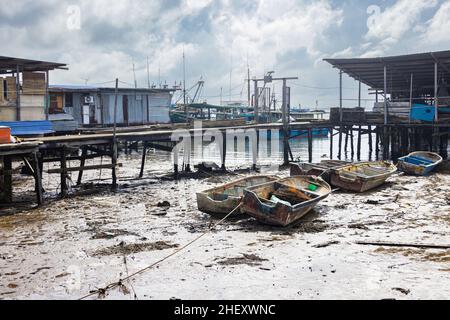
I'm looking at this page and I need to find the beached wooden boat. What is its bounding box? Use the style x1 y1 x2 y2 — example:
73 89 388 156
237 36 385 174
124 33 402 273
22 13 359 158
330 161 397 193
196 176 279 216
397 151 443 176
290 160 350 183
241 176 332 227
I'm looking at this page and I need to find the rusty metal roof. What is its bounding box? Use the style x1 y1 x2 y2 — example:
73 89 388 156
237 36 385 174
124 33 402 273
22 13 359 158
0 56 67 74
324 50 450 95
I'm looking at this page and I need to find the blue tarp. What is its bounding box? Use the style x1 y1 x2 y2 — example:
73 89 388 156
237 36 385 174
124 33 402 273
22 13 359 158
410 104 435 122
0 121 54 136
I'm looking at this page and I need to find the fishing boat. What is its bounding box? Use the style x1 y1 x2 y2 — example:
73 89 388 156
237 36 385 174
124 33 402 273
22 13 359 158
397 151 443 176
330 161 397 193
241 176 332 227
196 176 279 216
290 160 351 183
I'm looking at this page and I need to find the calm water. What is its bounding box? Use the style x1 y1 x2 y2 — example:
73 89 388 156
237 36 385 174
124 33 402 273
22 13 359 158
186 131 377 167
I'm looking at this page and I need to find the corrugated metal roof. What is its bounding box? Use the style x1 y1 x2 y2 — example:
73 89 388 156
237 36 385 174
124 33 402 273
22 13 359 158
324 50 450 94
0 56 67 74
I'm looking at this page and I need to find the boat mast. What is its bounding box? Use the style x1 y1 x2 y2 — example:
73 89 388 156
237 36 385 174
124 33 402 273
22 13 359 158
183 48 187 119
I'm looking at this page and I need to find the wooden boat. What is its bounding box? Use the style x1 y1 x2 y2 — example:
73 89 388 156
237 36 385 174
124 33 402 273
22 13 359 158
196 176 279 216
397 151 443 176
330 161 397 193
290 160 350 183
241 176 332 227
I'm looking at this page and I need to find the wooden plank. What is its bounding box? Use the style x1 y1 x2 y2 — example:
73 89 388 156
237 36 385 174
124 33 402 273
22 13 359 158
47 163 123 174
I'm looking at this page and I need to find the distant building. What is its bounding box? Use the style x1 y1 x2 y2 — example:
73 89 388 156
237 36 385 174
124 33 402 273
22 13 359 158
0 56 67 122
49 85 175 127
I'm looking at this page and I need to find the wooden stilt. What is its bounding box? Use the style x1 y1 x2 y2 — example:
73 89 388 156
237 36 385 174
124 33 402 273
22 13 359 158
139 143 148 178
32 152 43 206
329 127 334 160
350 126 354 159
357 126 362 161
111 142 118 190
2 156 12 203
77 147 87 186
308 128 313 163
375 127 379 161
344 126 349 157
221 131 227 171
338 127 342 160
60 147 68 197
368 125 373 160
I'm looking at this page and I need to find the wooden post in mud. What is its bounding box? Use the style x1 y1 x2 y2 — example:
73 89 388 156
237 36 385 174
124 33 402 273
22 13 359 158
338 127 342 160
439 127 449 159
112 78 119 190
368 126 373 160
139 143 148 178
60 147 68 197
375 126 380 160
329 127 334 160
344 126 349 157
32 152 43 206
1 156 13 203
77 146 87 186
350 126 354 159
357 125 362 161
307 128 313 163
111 142 118 189
221 130 227 171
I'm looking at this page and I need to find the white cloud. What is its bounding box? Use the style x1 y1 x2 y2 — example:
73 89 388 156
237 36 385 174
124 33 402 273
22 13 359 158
363 0 438 56
423 0 450 44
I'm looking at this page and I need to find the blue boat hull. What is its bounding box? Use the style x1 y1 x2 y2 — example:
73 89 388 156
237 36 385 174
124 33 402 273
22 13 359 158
397 152 443 176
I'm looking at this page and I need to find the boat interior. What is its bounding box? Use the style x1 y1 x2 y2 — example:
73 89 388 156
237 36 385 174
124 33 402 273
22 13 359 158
338 162 394 178
402 155 436 166
208 176 277 201
250 179 324 207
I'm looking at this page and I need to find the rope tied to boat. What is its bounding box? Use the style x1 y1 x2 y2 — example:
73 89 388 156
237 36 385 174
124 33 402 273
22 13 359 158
79 203 243 300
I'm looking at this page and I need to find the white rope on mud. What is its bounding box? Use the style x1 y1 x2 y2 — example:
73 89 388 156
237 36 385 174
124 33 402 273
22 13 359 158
79 203 243 300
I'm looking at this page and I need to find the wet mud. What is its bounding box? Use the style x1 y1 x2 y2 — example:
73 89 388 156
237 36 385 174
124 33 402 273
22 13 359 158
0 150 449 300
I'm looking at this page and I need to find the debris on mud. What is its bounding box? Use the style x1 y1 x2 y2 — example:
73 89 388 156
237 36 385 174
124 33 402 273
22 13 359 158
216 254 268 267
157 201 171 208
91 229 139 240
93 241 179 256
392 287 410 295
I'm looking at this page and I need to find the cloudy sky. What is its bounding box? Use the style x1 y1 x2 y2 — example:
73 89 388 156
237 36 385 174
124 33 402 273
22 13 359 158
1 0 449 109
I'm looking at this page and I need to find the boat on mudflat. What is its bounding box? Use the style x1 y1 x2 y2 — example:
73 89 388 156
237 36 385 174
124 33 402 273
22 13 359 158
196 176 279 216
290 160 351 184
241 176 332 227
330 161 397 193
397 151 443 176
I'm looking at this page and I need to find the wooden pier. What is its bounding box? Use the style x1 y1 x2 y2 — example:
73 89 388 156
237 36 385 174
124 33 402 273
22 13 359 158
0 117 448 207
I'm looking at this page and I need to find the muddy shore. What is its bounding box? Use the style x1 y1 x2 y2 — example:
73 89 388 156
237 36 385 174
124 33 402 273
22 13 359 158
0 151 449 300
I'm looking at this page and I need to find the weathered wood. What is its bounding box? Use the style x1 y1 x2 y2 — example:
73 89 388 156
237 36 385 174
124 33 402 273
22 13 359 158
32 152 43 206
221 131 227 170
308 128 313 163
338 128 342 160
375 126 380 160
350 126 354 159
329 127 334 160
139 144 148 178
368 125 373 160
357 125 362 161
77 147 87 185
48 163 123 174
111 142 118 190
60 148 68 197
0 156 12 203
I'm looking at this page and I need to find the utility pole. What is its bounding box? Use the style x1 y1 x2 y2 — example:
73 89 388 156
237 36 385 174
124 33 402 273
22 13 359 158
247 67 251 107
183 48 187 120
147 56 150 89
132 59 137 88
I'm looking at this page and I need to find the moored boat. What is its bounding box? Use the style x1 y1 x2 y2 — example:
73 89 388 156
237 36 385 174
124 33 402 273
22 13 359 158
196 176 279 216
241 176 332 227
330 161 397 193
397 151 443 176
